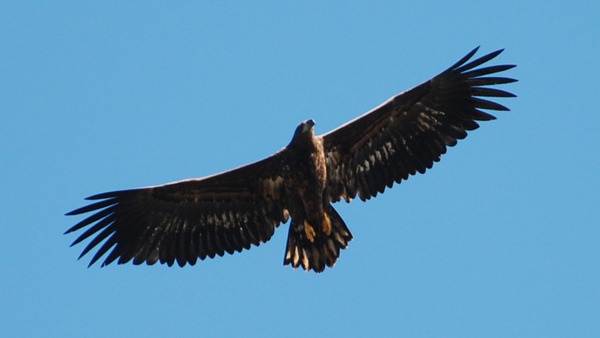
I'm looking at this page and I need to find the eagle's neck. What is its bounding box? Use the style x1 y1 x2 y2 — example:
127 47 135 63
288 130 318 157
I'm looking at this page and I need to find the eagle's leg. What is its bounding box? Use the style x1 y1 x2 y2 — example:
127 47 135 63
284 206 353 272
304 220 316 242
322 213 332 236
303 214 332 241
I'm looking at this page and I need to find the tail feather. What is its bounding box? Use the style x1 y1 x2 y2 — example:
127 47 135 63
283 205 353 272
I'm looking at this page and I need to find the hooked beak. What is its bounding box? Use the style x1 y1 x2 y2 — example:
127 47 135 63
302 119 315 133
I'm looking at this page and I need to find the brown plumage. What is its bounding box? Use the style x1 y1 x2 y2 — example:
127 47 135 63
66 47 516 272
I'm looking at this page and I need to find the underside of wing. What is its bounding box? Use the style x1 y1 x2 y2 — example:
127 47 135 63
65 154 290 268
322 47 517 202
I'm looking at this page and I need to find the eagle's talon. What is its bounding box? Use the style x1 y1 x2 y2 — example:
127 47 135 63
304 220 316 242
322 213 332 236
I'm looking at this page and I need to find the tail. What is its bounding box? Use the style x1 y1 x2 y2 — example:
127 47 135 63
283 205 353 272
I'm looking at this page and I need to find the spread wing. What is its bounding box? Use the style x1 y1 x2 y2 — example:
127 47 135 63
65 153 290 267
322 47 517 202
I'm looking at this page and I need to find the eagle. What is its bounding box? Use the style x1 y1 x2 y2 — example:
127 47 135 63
66 47 516 272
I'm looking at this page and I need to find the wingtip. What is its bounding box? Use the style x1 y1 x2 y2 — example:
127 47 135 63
447 47 480 71
86 192 114 200
491 47 505 55
489 48 505 60
65 210 77 216
64 225 78 235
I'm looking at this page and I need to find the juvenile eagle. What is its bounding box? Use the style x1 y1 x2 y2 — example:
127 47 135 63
66 47 516 272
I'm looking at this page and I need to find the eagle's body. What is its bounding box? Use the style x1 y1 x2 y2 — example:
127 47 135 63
66 47 516 272
281 120 352 271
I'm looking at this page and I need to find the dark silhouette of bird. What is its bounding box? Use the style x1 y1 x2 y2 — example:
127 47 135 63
66 47 517 272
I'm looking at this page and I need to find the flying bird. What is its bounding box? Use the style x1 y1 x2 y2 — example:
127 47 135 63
66 47 517 272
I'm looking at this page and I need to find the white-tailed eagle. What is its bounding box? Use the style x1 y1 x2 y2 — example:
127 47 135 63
66 47 517 272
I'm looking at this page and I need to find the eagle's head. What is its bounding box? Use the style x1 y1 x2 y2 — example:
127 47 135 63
289 119 316 148
300 119 315 133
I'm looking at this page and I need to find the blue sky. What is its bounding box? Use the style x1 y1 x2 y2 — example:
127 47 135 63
2 1 599 337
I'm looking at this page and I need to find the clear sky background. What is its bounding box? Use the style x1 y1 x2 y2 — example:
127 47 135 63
2 2 598 337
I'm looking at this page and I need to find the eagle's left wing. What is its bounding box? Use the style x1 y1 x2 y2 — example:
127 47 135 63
321 47 517 202
65 153 290 268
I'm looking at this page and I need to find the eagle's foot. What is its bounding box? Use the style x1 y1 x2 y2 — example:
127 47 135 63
304 220 316 243
322 213 332 236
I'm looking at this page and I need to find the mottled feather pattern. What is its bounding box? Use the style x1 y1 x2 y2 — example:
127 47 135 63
323 47 516 202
